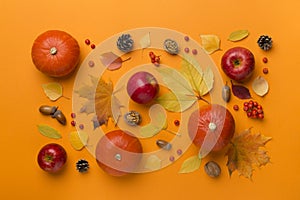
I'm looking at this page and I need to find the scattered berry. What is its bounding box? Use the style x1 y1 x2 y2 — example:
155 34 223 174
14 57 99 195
174 119 180 126
263 67 269 74
243 100 264 119
71 113 76 118
262 57 268 63
184 36 190 41
71 120 76 126
76 159 89 173
85 39 90 45
91 44 96 49
169 156 175 162
177 149 182 156
192 49 198 55
88 60 95 67
79 124 84 129
233 105 239 111
184 47 190 53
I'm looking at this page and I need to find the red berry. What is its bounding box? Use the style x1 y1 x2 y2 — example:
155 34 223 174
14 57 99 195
79 124 84 129
153 61 159 66
91 44 96 49
262 57 268 63
263 68 269 74
248 103 253 109
247 112 252 117
184 47 190 53
244 102 248 106
192 49 198 55
233 105 239 111
249 100 254 104
149 52 155 59
243 106 249 111
257 105 262 109
253 101 258 107
85 39 90 45
154 56 160 62
71 120 76 126
258 113 264 119
252 110 258 116
174 120 180 126
71 113 76 118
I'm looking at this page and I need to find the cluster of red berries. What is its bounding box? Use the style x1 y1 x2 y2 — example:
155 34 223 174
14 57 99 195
243 100 264 119
149 51 160 66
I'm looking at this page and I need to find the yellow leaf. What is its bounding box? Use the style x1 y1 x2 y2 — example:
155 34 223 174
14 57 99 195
144 155 162 171
228 30 249 42
42 82 63 101
37 124 61 139
156 92 196 112
179 155 201 174
200 34 220 54
252 76 269 97
139 32 151 48
226 128 272 179
181 55 214 96
69 131 89 151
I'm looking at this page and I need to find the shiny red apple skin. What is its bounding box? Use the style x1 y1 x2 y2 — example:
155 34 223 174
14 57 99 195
221 47 255 82
127 71 159 104
37 143 67 173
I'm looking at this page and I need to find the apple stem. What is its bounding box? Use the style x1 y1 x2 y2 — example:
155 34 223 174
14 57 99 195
115 153 122 161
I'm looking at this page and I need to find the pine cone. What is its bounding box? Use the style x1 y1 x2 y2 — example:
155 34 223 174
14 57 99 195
257 35 272 51
117 34 134 52
76 159 89 173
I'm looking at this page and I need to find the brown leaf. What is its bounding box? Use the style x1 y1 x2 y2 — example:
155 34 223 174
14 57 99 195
231 80 251 99
99 52 131 71
226 128 272 179
95 78 120 125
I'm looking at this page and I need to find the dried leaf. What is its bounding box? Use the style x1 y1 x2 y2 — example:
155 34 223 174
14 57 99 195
181 55 214 96
99 52 130 71
139 32 151 48
69 131 89 151
140 105 167 138
37 124 61 139
231 80 251 99
226 128 272 179
252 76 269 97
42 82 63 101
200 34 220 54
144 155 162 170
179 155 201 174
228 30 249 42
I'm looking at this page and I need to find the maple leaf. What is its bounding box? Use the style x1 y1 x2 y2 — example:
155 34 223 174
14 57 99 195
226 128 272 179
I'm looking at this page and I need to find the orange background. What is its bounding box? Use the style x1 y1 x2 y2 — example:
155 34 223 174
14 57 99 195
1 0 300 199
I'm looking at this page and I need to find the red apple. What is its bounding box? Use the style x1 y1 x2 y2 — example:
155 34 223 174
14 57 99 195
221 47 255 82
127 71 159 104
188 104 235 152
95 130 143 176
37 143 67 173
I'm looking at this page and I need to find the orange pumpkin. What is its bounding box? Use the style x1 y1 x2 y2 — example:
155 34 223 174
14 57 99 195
95 130 143 176
31 30 80 77
188 104 235 152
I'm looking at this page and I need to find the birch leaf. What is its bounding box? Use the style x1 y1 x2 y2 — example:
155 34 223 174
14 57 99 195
145 155 162 171
228 30 249 42
226 128 272 179
179 155 202 173
252 76 269 97
140 105 167 138
140 32 151 48
99 52 131 71
69 131 89 151
37 124 61 139
42 82 63 101
181 55 214 96
200 34 220 54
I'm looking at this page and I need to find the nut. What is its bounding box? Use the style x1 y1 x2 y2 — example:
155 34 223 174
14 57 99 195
204 161 221 178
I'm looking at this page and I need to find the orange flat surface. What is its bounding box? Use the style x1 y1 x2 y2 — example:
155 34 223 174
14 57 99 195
1 0 299 199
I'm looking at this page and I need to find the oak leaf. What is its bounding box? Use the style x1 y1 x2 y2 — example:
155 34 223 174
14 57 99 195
226 128 272 179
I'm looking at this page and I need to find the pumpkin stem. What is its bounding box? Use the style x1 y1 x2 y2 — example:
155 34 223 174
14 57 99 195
208 122 217 131
114 153 122 161
50 47 57 55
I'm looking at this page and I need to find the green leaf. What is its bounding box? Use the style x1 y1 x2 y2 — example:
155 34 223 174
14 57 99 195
181 55 214 96
156 92 196 112
37 124 62 139
42 82 63 101
140 105 167 138
200 34 220 54
179 155 202 174
228 30 249 42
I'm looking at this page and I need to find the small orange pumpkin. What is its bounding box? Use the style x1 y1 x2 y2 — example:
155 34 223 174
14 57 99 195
31 30 80 77
95 130 143 176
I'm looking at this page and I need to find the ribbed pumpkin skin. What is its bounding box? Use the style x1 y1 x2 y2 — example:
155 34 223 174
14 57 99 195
31 30 80 77
95 130 143 176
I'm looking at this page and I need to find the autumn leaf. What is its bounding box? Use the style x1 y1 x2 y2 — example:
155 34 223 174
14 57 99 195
37 124 61 139
42 82 63 101
69 131 89 151
200 34 220 54
139 32 151 48
140 104 167 138
144 155 162 171
252 76 269 97
99 52 131 71
231 80 251 99
228 30 249 42
179 155 202 173
180 55 214 97
226 128 272 179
